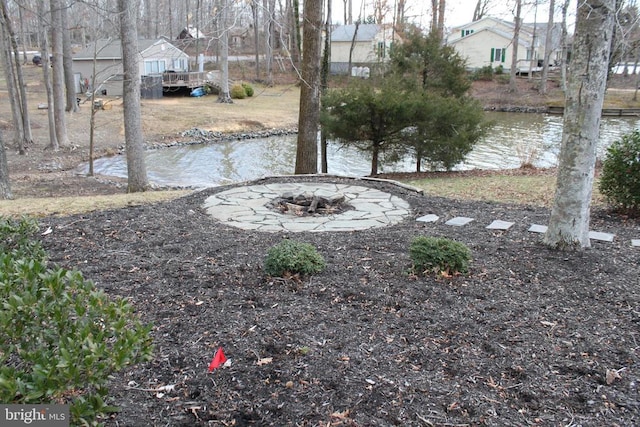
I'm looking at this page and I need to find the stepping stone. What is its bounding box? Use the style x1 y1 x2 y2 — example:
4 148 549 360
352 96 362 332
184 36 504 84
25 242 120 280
486 220 514 230
416 214 439 223
528 224 548 233
445 217 474 227
632 239 640 247
588 231 615 242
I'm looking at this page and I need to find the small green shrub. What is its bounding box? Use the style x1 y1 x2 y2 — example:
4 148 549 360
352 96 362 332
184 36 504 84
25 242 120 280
0 216 45 260
264 239 326 277
0 217 153 425
409 236 471 275
230 84 247 99
471 65 494 81
599 129 640 215
241 82 254 97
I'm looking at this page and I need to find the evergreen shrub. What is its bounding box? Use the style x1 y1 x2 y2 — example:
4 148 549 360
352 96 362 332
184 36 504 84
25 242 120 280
410 236 471 275
264 240 326 277
230 84 247 99
241 82 254 97
599 129 640 215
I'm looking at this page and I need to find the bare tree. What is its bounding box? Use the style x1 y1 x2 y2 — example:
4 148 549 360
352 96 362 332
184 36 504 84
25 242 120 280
559 0 570 91
118 0 148 192
38 0 59 151
0 131 12 199
509 0 522 92
543 0 616 250
0 0 31 154
51 0 70 147
61 0 78 112
320 0 331 173
473 0 491 21
295 0 323 174
538 0 555 94
217 0 232 102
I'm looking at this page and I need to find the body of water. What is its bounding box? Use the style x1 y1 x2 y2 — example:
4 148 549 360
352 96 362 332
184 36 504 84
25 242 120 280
83 112 640 188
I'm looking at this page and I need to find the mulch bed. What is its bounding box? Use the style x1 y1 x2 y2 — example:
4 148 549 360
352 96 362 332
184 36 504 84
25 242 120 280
38 176 640 426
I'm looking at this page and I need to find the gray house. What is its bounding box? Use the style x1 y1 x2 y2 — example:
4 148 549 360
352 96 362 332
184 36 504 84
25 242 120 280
72 38 189 97
329 24 398 75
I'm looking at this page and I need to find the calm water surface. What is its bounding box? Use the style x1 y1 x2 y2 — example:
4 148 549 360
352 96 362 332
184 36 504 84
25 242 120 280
84 112 640 188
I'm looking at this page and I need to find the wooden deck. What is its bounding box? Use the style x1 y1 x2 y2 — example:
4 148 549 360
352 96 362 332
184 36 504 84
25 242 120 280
547 106 640 116
162 71 222 89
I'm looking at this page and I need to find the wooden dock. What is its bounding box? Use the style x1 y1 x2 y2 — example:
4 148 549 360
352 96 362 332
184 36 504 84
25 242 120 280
547 106 640 116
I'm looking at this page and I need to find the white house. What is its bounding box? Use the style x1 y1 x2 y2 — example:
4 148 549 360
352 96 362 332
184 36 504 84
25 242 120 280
72 38 190 97
329 23 399 75
447 17 563 72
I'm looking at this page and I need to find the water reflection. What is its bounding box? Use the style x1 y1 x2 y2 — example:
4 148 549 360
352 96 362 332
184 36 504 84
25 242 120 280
84 112 640 188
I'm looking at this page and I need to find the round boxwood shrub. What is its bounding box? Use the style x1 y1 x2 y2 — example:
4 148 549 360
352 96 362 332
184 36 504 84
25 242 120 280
410 236 471 275
264 239 326 277
230 84 247 99
241 82 254 97
599 129 640 215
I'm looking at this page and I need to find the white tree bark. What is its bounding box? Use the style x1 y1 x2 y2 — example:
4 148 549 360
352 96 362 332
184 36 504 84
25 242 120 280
543 0 616 250
538 0 555 94
118 0 149 192
217 0 232 103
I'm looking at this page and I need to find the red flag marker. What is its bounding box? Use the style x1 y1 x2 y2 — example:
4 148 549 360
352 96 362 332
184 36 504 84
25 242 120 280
208 347 227 372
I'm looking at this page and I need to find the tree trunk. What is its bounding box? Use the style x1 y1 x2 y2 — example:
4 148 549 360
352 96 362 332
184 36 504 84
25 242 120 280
118 0 149 192
560 0 570 91
539 0 555 94
348 21 359 75
0 0 26 154
0 131 12 200
320 0 331 173
51 0 70 147
252 1 260 80
61 0 78 113
543 0 616 250
294 0 323 174
509 0 521 92
370 142 380 176
263 0 274 85
39 1 59 151
217 0 232 103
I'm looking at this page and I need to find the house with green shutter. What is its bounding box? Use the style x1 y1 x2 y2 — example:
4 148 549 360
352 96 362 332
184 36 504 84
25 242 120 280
446 16 563 74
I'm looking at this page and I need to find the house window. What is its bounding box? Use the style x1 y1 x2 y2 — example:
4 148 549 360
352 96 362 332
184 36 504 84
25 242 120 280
377 41 386 58
144 60 166 74
172 59 187 71
490 48 506 63
461 29 474 37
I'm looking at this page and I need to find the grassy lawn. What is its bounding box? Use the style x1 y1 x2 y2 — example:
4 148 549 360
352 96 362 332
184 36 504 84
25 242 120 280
406 173 605 208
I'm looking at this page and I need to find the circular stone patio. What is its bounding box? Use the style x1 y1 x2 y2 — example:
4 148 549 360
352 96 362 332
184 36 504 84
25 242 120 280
203 182 411 232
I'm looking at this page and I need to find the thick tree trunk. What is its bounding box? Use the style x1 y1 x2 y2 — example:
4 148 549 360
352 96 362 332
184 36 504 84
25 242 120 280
118 0 149 192
51 0 70 147
294 0 323 174
0 132 12 199
61 0 78 113
543 0 616 250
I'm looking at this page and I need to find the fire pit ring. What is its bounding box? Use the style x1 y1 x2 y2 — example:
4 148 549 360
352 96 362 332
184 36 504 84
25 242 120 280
203 182 411 233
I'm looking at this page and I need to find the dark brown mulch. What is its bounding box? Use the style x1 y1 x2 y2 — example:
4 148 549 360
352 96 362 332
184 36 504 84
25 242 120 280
38 176 640 427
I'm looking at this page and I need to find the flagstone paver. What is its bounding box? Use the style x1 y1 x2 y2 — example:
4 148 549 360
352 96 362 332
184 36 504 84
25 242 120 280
528 224 548 233
445 217 475 227
588 231 615 242
486 220 515 230
416 214 439 223
632 239 640 247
